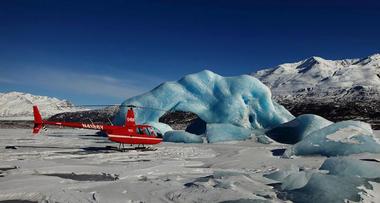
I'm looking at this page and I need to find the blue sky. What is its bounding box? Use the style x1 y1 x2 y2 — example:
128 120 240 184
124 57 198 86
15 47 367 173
1 0 380 104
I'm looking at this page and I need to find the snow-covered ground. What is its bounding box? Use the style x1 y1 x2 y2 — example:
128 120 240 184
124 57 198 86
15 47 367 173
1 128 379 202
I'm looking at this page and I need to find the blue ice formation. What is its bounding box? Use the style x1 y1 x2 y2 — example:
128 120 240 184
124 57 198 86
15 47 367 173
206 123 252 143
163 130 203 143
283 120 380 157
115 70 294 135
144 122 173 136
283 172 368 203
163 123 259 143
320 157 380 178
264 158 380 203
185 118 206 135
264 164 299 182
266 114 333 144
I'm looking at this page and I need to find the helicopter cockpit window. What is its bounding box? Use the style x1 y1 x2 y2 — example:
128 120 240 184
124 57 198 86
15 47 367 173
150 127 161 138
144 128 151 136
136 128 143 134
147 128 156 136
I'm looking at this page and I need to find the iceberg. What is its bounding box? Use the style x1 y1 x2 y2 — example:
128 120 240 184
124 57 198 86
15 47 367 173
266 114 333 144
206 123 252 143
320 157 380 178
163 130 204 143
284 172 368 203
115 70 294 136
283 120 380 157
144 122 173 135
185 118 207 135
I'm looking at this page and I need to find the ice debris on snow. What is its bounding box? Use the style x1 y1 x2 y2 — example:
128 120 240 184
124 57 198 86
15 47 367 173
266 114 333 144
163 130 203 143
283 120 380 157
264 157 380 203
115 70 294 135
167 170 272 202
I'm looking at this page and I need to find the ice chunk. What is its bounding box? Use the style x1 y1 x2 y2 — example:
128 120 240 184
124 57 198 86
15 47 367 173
284 173 367 203
320 157 380 178
280 171 314 190
206 123 252 143
164 130 203 143
264 158 380 203
264 165 314 191
317 158 380 203
114 70 294 135
283 120 380 157
263 165 299 181
266 114 333 144
250 128 273 144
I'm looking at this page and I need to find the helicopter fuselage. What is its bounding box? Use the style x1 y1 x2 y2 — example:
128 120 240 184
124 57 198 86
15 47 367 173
32 106 163 146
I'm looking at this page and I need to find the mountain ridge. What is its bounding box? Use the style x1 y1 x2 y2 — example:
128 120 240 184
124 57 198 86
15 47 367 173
252 53 380 129
0 91 80 119
253 53 380 102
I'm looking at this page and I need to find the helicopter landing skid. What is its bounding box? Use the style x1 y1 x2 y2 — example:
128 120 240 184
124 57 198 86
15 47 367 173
105 145 157 152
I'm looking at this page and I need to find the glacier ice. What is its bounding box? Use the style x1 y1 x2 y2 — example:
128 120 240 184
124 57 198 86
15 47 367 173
206 123 252 143
264 165 315 191
164 122 258 144
284 172 368 203
283 120 380 157
263 165 299 182
280 171 314 190
185 118 207 135
266 114 333 144
264 158 380 203
320 157 380 178
115 70 294 135
163 130 204 143
144 122 173 135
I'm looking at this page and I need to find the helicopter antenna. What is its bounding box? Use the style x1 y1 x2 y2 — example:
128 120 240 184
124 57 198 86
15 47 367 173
107 117 114 126
88 118 94 125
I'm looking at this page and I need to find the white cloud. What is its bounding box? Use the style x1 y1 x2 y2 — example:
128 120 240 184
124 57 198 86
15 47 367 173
1 67 165 99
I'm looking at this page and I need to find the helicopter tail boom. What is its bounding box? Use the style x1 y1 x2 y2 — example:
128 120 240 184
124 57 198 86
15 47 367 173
33 105 44 134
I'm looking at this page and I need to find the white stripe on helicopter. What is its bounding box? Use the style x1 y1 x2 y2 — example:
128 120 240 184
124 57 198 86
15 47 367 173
108 134 162 140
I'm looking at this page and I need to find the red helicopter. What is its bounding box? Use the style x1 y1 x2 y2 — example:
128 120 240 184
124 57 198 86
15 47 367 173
32 105 163 150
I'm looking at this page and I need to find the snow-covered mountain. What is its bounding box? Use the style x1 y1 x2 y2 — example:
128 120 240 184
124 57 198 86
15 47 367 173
252 54 380 129
0 92 81 119
252 53 380 102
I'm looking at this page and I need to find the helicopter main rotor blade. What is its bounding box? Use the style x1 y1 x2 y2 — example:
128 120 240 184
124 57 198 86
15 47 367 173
74 104 170 112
